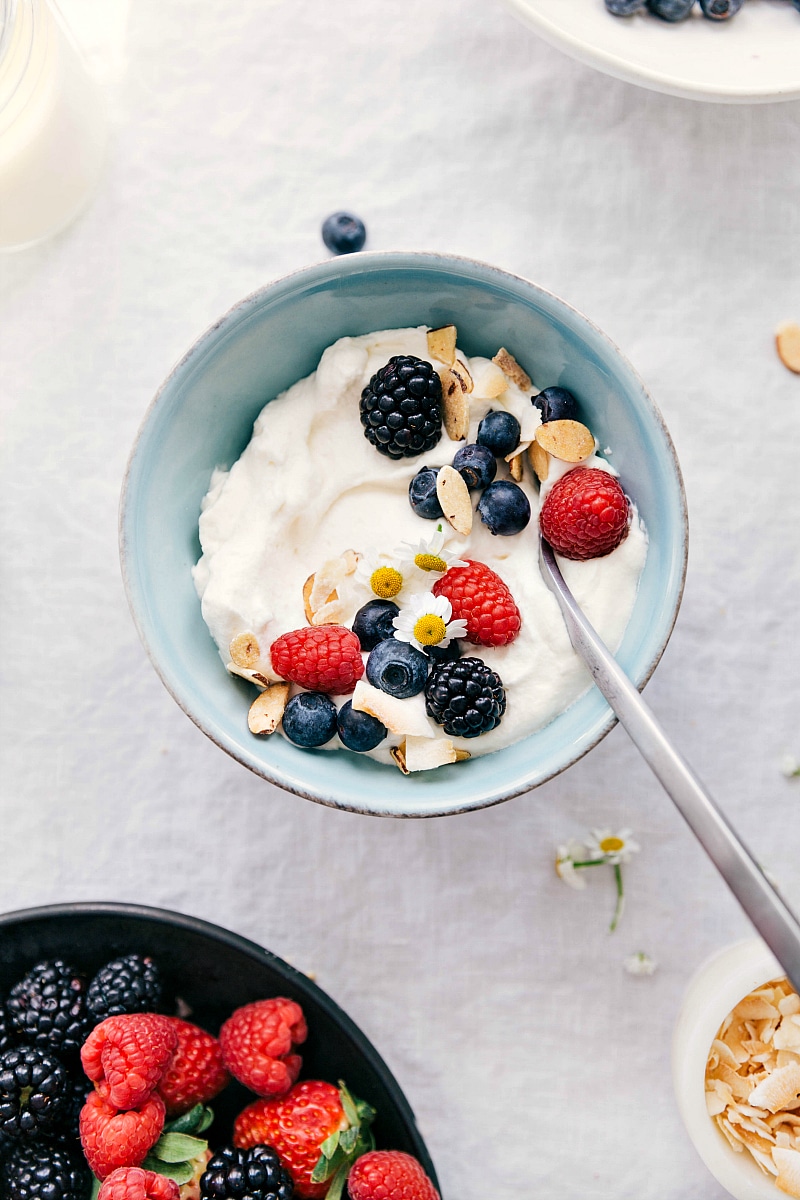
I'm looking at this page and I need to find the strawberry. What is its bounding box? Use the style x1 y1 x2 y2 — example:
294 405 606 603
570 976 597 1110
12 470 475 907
539 467 629 561
219 997 307 1098
81 1013 178 1109
347 1151 440 1200
233 1080 375 1200
432 560 521 647
157 1018 229 1117
270 626 364 694
80 1091 166 1180
98 1167 180 1200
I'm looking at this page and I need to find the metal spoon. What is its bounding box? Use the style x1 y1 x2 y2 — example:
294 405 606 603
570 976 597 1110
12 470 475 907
538 534 800 994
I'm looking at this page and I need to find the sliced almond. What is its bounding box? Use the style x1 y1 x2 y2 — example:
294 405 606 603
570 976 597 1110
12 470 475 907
227 663 278 688
390 743 409 774
493 347 532 392
426 325 457 367
404 735 457 772
351 681 434 738
230 632 261 669
534 419 595 463
452 358 473 394
248 683 290 736
509 452 523 482
776 321 800 374
436 464 472 536
528 439 550 482
454 748 471 762
438 366 470 440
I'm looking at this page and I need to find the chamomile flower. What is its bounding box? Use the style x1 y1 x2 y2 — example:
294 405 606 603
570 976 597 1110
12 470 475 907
585 828 640 866
397 524 467 577
780 754 800 779
555 841 589 891
392 591 468 652
624 952 657 977
355 551 409 602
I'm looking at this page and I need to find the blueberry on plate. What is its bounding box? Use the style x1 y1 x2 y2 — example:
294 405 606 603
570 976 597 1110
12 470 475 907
605 0 647 11
699 0 743 15
366 639 428 699
408 466 443 519
477 480 531 536
476 410 520 458
337 700 387 752
321 212 367 255
352 600 400 651
533 386 580 424
452 443 497 492
646 0 695 18
282 692 337 747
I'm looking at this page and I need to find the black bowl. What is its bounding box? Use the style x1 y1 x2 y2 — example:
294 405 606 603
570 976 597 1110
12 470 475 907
0 902 438 1189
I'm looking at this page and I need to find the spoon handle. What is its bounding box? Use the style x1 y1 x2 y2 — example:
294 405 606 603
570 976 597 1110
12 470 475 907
539 536 800 994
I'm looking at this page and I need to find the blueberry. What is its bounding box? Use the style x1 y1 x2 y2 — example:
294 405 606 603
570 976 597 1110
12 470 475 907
477 480 531 536
336 700 387 752
352 600 400 651
282 692 337 747
534 386 580 424
366 638 428 699
476 410 521 458
425 639 462 666
605 0 646 11
699 0 743 15
452 443 497 491
321 212 367 255
646 0 695 18
408 466 443 519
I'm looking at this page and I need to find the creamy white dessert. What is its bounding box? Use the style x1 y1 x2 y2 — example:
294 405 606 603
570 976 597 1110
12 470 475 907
193 326 648 767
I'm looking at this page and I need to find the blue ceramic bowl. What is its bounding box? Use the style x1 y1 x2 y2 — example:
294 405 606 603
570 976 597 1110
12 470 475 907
120 252 687 818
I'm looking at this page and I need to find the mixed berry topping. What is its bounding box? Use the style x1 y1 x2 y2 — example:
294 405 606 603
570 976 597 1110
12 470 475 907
359 356 442 460
604 0 771 18
425 658 506 739
269 627 364 695
432 560 521 649
8 960 89 1058
86 956 162 1024
321 211 366 255
539 467 630 561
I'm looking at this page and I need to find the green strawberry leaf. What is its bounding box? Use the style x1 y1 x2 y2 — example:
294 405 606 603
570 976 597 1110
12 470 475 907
337 1083 361 1130
153 1133 208 1163
318 1132 341 1160
142 1157 196 1185
338 1128 358 1155
196 1106 215 1134
324 1162 351 1200
164 1104 206 1135
90 1177 101 1200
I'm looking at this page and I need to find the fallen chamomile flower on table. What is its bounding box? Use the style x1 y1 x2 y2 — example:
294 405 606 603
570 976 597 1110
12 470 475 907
780 754 800 779
555 840 589 890
586 828 641 865
392 591 467 652
397 524 467 576
624 951 658 977
553 828 641 931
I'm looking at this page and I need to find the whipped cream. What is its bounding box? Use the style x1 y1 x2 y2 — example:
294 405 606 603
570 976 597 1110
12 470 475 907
193 327 648 765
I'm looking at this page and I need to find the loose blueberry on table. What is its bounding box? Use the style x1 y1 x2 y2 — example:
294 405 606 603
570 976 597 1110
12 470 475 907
605 0 785 18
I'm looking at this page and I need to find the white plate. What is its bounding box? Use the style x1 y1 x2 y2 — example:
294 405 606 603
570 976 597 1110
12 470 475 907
501 0 800 103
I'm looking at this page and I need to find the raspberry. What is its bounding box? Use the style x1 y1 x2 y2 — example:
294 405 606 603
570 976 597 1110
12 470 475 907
81 1013 178 1109
79 1091 165 1180
539 467 630 561
431 560 521 648
219 998 306 1098
269 627 364 695
346 1151 440 1200
157 1018 230 1117
98 1167 180 1200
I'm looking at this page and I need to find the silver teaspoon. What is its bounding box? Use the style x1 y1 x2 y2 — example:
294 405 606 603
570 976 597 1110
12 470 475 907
539 533 800 993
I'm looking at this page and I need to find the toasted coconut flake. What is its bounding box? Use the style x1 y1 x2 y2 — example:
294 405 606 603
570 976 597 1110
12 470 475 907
707 1089 730 1117
528 439 550 482
739 998 782 1022
778 1052 800 1070
534 419 595 464
390 742 409 774
780 996 800 1018
341 548 360 575
713 1039 744 1071
248 684 290 736
439 367 470 441
775 1021 800 1054
492 347 532 392
230 632 261 669
774 1147 800 1197
427 325 457 366
776 322 800 375
474 361 509 399
718 1116 746 1152
748 1063 800 1114
509 452 524 482
352 681 434 738
436 464 473 536
404 735 457 773
311 598 347 626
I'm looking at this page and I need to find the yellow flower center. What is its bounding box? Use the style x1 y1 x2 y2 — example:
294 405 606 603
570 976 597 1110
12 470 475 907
413 614 447 646
415 552 448 573
600 836 624 853
370 567 403 598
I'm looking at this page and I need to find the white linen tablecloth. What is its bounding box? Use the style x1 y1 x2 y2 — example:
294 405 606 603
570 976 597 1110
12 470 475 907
1 2 799 1195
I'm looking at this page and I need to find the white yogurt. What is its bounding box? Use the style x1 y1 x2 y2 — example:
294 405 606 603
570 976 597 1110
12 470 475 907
193 327 648 764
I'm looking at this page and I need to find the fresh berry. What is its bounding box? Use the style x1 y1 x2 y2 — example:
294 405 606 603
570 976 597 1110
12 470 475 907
365 639 428 699
0 1006 14 1055
539 467 629 561
347 1152 440 1200
81 1013 178 1110
0 1045 70 1138
270 627 364 695
336 701 386 752
408 467 442 520
79 1091 165 1180
533 386 579 424
321 212 366 255
281 693 338 748
476 410 520 457
157 1019 229 1117
646 0 695 17
87 955 163 1024
477 480 531 536
424 638 462 666
200 1145 293 1200
432 560 521 648
425 657 505 739
605 0 646 14
98 1167 180 1200
452 444 496 491
7 960 89 1057
219 999 306 1099
351 600 399 651
699 0 743 14
359 357 442 460
2 1140 92 1200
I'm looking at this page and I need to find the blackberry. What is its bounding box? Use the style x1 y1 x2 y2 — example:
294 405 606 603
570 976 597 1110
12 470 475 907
86 954 162 1023
200 1144 294 1200
359 356 442 460
2 1140 91 1200
7 962 88 1057
0 1005 15 1055
425 657 505 738
0 1046 70 1138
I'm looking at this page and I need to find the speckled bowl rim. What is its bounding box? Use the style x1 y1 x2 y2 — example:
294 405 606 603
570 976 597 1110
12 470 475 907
120 251 688 819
